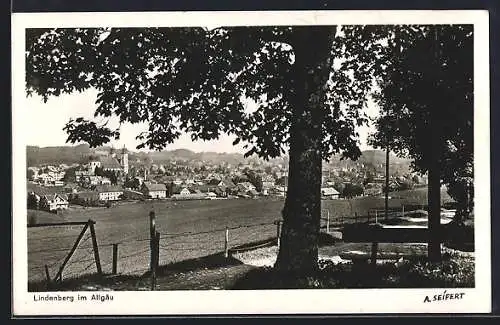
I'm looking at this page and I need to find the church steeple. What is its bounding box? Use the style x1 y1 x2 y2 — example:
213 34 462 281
121 145 129 174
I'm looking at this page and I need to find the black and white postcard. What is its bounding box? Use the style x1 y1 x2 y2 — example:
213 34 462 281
11 10 491 315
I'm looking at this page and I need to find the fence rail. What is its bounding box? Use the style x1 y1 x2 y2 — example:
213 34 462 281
28 205 419 287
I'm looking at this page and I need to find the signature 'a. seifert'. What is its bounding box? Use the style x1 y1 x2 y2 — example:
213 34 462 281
424 291 465 303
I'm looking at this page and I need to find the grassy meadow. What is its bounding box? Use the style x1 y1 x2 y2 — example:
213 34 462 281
27 187 454 284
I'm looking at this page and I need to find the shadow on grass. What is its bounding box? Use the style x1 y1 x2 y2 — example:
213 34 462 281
318 232 338 246
28 273 143 292
231 254 475 290
157 252 244 274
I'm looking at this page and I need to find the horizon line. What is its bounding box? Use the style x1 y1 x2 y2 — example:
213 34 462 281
26 142 382 155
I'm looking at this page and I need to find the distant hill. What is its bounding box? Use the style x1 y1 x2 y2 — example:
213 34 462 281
27 144 92 166
325 149 412 174
148 149 246 165
357 149 411 166
26 144 412 172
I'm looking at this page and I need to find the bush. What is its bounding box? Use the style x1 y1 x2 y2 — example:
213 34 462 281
400 256 474 287
232 254 474 289
443 221 474 252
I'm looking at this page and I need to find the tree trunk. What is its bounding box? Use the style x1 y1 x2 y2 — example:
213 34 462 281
427 156 442 262
428 101 443 262
427 26 443 263
274 26 336 273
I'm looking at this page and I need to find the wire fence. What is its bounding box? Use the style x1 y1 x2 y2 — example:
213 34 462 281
27 206 412 284
28 219 280 283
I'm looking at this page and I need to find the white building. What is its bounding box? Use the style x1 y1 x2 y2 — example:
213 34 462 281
96 185 123 201
40 193 69 211
321 187 340 199
88 161 102 173
180 188 191 195
141 182 167 199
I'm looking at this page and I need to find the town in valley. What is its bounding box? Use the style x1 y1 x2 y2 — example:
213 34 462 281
26 144 427 214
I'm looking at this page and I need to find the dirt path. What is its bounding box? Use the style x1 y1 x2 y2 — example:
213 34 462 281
69 264 256 291
152 264 257 290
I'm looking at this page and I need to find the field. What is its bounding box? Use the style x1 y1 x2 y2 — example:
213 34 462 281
27 187 454 284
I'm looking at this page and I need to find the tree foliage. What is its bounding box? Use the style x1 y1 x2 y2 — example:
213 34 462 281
245 170 263 192
367 25 473 216
27 169 35 181
341 183 364 199
26 26 383 161
27 193 39 210
94 166 118 184
124 176 141 190
62 166 77 182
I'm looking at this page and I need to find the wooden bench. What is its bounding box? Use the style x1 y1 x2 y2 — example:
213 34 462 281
340 223 443 265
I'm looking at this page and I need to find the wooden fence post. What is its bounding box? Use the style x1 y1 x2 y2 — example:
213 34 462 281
326 210 330 233
149 211 156 270
44 265 51 290
149 210 158 290
151 231 159 291
112 244 119 275
54 222 90 282
224 227 229 258
155 231 160 270
89 220 102 275
276 220 282 249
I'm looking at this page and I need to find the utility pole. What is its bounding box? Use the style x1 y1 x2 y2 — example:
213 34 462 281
385 140 390 222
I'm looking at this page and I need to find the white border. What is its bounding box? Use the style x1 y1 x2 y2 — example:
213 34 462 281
12 10 491 315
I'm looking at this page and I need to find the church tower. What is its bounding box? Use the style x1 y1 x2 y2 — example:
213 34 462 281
121 146 129 174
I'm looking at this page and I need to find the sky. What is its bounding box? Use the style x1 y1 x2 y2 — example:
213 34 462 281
24 88 379 154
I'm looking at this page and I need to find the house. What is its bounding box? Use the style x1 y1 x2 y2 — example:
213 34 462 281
63 183 80 194
217 178 236 189
247 189 259 197
321 187 340 199
207 176 222 185
269 186 286 197
36 173 54 186
95 185 123 201
180 188 191 195
237 182 256 192
261 175 276 189
213 187 227 198
75 170 93 182
28 183 66 198
206 192 217 199
100 177 112 185
39 193 69 211
364 183 383 196
142 182 167 199
72 191 100 206
275 176 289 186
122 189 145 200
100 155 123 173
192 184 216 194
87 176 101 186
88 161 101 172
